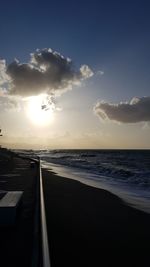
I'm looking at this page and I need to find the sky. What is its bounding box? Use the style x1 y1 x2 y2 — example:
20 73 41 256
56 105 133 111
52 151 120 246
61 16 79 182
0 0 150 149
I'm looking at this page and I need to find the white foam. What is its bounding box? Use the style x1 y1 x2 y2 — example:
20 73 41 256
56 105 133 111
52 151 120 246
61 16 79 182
42 161 150 214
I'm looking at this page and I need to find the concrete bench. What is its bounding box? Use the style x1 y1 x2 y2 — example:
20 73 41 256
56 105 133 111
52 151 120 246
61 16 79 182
0 191 23 225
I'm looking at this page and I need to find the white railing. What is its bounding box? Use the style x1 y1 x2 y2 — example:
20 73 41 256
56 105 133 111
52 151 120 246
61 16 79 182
39 160 51 267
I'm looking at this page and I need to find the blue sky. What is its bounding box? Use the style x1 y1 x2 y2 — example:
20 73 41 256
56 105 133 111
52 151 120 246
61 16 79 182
0 0 150 148
1 0 150 97
1 1 150 61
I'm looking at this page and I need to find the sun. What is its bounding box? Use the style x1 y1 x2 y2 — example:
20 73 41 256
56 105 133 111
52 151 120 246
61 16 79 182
26 95 54 126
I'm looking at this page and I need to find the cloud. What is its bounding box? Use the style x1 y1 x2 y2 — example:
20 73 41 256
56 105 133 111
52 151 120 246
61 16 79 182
0 48 93 97
0 59 12 94
96 70 104 76
0 95 22 112
94 96 150 123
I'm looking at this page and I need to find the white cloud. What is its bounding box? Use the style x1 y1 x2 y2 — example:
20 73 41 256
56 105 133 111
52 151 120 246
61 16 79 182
0 95 22 112
0 59 12 94
94 96 150 123
96 70 104 76
80 65 93 78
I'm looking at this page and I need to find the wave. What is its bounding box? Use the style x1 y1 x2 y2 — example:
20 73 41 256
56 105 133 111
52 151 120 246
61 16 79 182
16 149 150 213
39 149 150 191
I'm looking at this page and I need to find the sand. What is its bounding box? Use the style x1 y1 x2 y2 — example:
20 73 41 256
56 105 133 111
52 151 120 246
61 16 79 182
42 168 150 267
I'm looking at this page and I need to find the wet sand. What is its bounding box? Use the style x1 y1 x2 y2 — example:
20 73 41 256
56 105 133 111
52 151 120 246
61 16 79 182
42 168 150 267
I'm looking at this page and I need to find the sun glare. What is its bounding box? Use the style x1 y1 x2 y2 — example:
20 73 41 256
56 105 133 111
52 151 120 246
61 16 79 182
26 95 54 126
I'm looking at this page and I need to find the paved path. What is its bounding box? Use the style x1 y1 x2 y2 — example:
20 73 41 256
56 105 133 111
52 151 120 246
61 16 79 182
0 156 38 267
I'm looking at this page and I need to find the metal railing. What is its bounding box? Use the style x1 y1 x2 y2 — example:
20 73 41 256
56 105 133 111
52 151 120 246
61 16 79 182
8 152 51 267
39 159 51 267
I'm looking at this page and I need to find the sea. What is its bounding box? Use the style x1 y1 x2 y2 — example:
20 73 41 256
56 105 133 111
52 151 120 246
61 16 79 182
17 149 150 214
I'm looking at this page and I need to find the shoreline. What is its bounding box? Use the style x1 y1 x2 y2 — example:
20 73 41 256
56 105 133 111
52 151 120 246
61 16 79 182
0 149 150 266
42 160 150 214
42 167 150 267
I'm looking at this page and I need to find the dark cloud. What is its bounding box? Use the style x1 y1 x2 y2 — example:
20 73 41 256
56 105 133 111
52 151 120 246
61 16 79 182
94 97 150 123
5 48 93 96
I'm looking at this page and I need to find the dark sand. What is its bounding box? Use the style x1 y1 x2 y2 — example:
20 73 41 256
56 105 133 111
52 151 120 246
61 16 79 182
42 168 150 267
0 152 39 267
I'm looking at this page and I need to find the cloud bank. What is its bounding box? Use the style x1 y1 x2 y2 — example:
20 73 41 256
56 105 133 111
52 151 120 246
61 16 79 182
0 48 93 97
94 96 150 123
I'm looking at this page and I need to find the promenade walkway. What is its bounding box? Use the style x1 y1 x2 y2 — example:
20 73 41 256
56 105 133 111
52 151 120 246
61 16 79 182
0 155 38 267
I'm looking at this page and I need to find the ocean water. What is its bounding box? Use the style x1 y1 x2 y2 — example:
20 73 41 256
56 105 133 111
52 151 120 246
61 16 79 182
17 149 150 213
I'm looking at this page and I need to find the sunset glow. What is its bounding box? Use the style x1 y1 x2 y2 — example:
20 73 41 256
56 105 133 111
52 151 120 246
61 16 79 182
26 95 54 126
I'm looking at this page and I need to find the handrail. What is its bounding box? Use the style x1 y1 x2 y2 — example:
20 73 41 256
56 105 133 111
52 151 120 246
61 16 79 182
9 152 51 267
39 159 51 267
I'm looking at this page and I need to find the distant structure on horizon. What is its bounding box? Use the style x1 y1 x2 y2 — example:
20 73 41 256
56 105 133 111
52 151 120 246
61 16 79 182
0 129 2 148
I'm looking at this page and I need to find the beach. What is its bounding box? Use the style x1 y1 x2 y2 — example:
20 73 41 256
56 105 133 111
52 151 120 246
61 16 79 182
0 150 150 267
42 168 150 267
